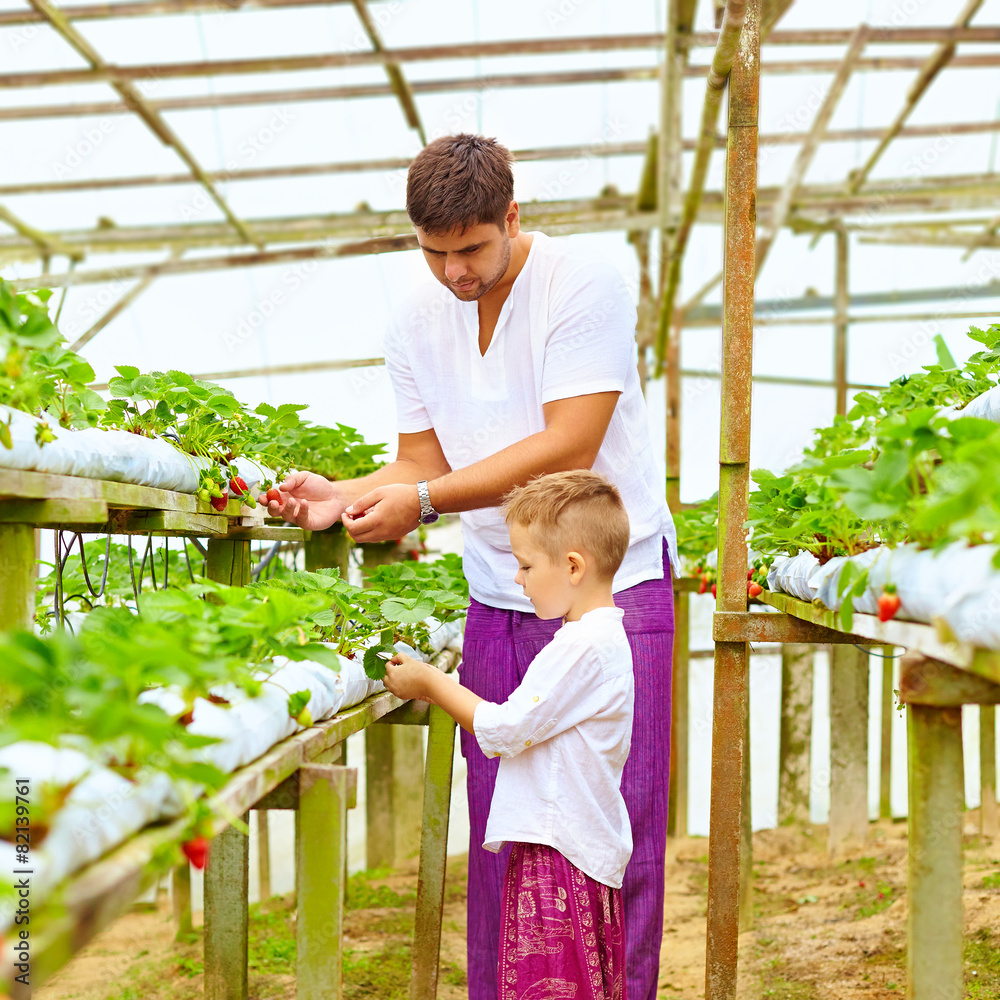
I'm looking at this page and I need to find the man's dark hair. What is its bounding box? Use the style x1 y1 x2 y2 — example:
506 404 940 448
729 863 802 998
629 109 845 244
406 134 514 235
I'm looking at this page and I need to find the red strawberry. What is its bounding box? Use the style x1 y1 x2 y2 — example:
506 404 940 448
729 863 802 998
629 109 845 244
710 582 717 598
748 582 763 598
182 836 209 870
698 579 707 595
230 476 248 494
266 487 282 504
878 589 901 622
747 568 754 580
210 490 229 511
408 548 421 561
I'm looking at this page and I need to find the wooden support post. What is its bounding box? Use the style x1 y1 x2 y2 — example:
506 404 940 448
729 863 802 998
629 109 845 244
907 704 964 1000
981 705 998 838
204 814 250 1000
0 523 36 630
304 523 350 577
705 0 758 993
880 650 895 819
834 226 849 417
778 644 812 825
668 588 690 838
172 863 192 939
296 764 354 1000
362 541 424 869
828 646 869 854
410 705 456 1000
256 809 271 902
206 537 252 587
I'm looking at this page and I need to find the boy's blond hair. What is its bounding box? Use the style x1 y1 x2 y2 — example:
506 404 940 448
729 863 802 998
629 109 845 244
501 470 630 579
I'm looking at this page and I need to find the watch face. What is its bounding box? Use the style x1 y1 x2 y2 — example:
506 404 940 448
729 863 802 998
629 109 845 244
420 511 439 524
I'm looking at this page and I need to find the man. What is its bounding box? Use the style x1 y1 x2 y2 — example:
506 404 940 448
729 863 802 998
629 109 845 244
264 133 677 1000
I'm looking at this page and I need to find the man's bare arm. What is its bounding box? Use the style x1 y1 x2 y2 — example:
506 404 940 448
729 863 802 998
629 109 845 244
261 428 451 529
345 391 619 542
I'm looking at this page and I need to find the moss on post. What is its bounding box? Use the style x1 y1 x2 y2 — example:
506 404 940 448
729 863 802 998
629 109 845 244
304 523 350 578
828 645 869 856
907 704 964 1000
779 644 813 825
0 523 36 630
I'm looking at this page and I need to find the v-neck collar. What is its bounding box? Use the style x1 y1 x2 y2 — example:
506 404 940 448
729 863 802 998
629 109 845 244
467 233 538 360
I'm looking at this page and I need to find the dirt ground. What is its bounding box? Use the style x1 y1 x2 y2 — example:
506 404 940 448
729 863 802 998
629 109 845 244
33 818 1000 1000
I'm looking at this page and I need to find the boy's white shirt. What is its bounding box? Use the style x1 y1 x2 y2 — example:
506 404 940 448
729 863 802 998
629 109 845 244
472 605 634 889
383 231 679 612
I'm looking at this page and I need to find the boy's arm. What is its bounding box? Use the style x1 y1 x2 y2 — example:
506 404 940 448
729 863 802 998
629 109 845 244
383 653 483 734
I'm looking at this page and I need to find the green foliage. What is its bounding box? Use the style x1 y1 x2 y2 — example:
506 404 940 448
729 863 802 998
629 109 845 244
747 323 1000 570
673 493 719 573
0 280 107 437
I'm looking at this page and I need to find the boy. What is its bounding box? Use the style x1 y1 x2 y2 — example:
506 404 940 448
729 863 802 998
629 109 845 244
384 470 634 999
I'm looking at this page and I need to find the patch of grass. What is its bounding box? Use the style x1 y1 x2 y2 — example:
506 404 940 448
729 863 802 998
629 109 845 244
760 974 821 999
343 940 464 998
980 871 1000 889
345 868 417 910
965 927 1000 995
856 882 897 919
175 956 203 978
248 900 296 975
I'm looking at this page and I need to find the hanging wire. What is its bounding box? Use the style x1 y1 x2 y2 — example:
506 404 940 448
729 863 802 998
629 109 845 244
74 531 112 600
138 533 157 592
855 644 898 659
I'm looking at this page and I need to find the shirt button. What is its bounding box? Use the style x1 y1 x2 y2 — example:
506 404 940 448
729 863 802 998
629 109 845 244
533 696 539 703
494 752 501 758
525 740 531 747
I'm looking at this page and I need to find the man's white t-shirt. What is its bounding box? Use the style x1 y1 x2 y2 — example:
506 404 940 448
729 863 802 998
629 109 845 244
384 231 679 612
473 605 634 888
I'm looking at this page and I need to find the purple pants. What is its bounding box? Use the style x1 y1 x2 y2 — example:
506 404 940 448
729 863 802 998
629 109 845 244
459 540 674 1000
499 842 627 1000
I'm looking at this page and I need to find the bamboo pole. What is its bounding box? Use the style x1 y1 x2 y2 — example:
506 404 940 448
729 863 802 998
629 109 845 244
349 0 426 146
706 0 759 994
834 227 850 417
656 0 750 372
848 0 986 193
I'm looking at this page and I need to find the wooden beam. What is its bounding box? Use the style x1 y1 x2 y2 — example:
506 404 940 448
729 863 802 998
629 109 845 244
848 0 986 192
25 0 262 250
713 611 875 645
828 646 870 855
899 653 1000 706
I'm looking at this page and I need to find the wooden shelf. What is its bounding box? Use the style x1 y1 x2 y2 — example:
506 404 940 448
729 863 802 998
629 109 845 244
0 469 306 541
758 590 1000 685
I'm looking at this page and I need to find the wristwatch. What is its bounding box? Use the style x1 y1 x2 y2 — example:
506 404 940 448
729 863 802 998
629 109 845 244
417 480 439 524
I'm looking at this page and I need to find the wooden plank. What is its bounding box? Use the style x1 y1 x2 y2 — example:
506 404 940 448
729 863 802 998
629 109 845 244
759 591 1000 685
304 524 351 577
981 705 998 839
126 509 231 535
713 610 872 644
172 863 192 939
296 765 353 1000
207 538 252 587
203 815 250 1000
217 525 306 542
880 652 895 820
778 644 813 825
907 704 964 1000
255 810 271 903
668 588 690 838
899 653 1000 706
828 646 870 856
0 497 108 524
0 522 35 630
410 706 456 1000
0 468 202 510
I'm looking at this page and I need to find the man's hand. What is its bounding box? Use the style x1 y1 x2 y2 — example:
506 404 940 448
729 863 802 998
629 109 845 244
343 483 421 543
383 653 434 703
258 470 348 530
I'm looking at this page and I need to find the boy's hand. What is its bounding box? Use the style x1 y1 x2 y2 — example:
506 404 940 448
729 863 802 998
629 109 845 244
383 653 433 703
